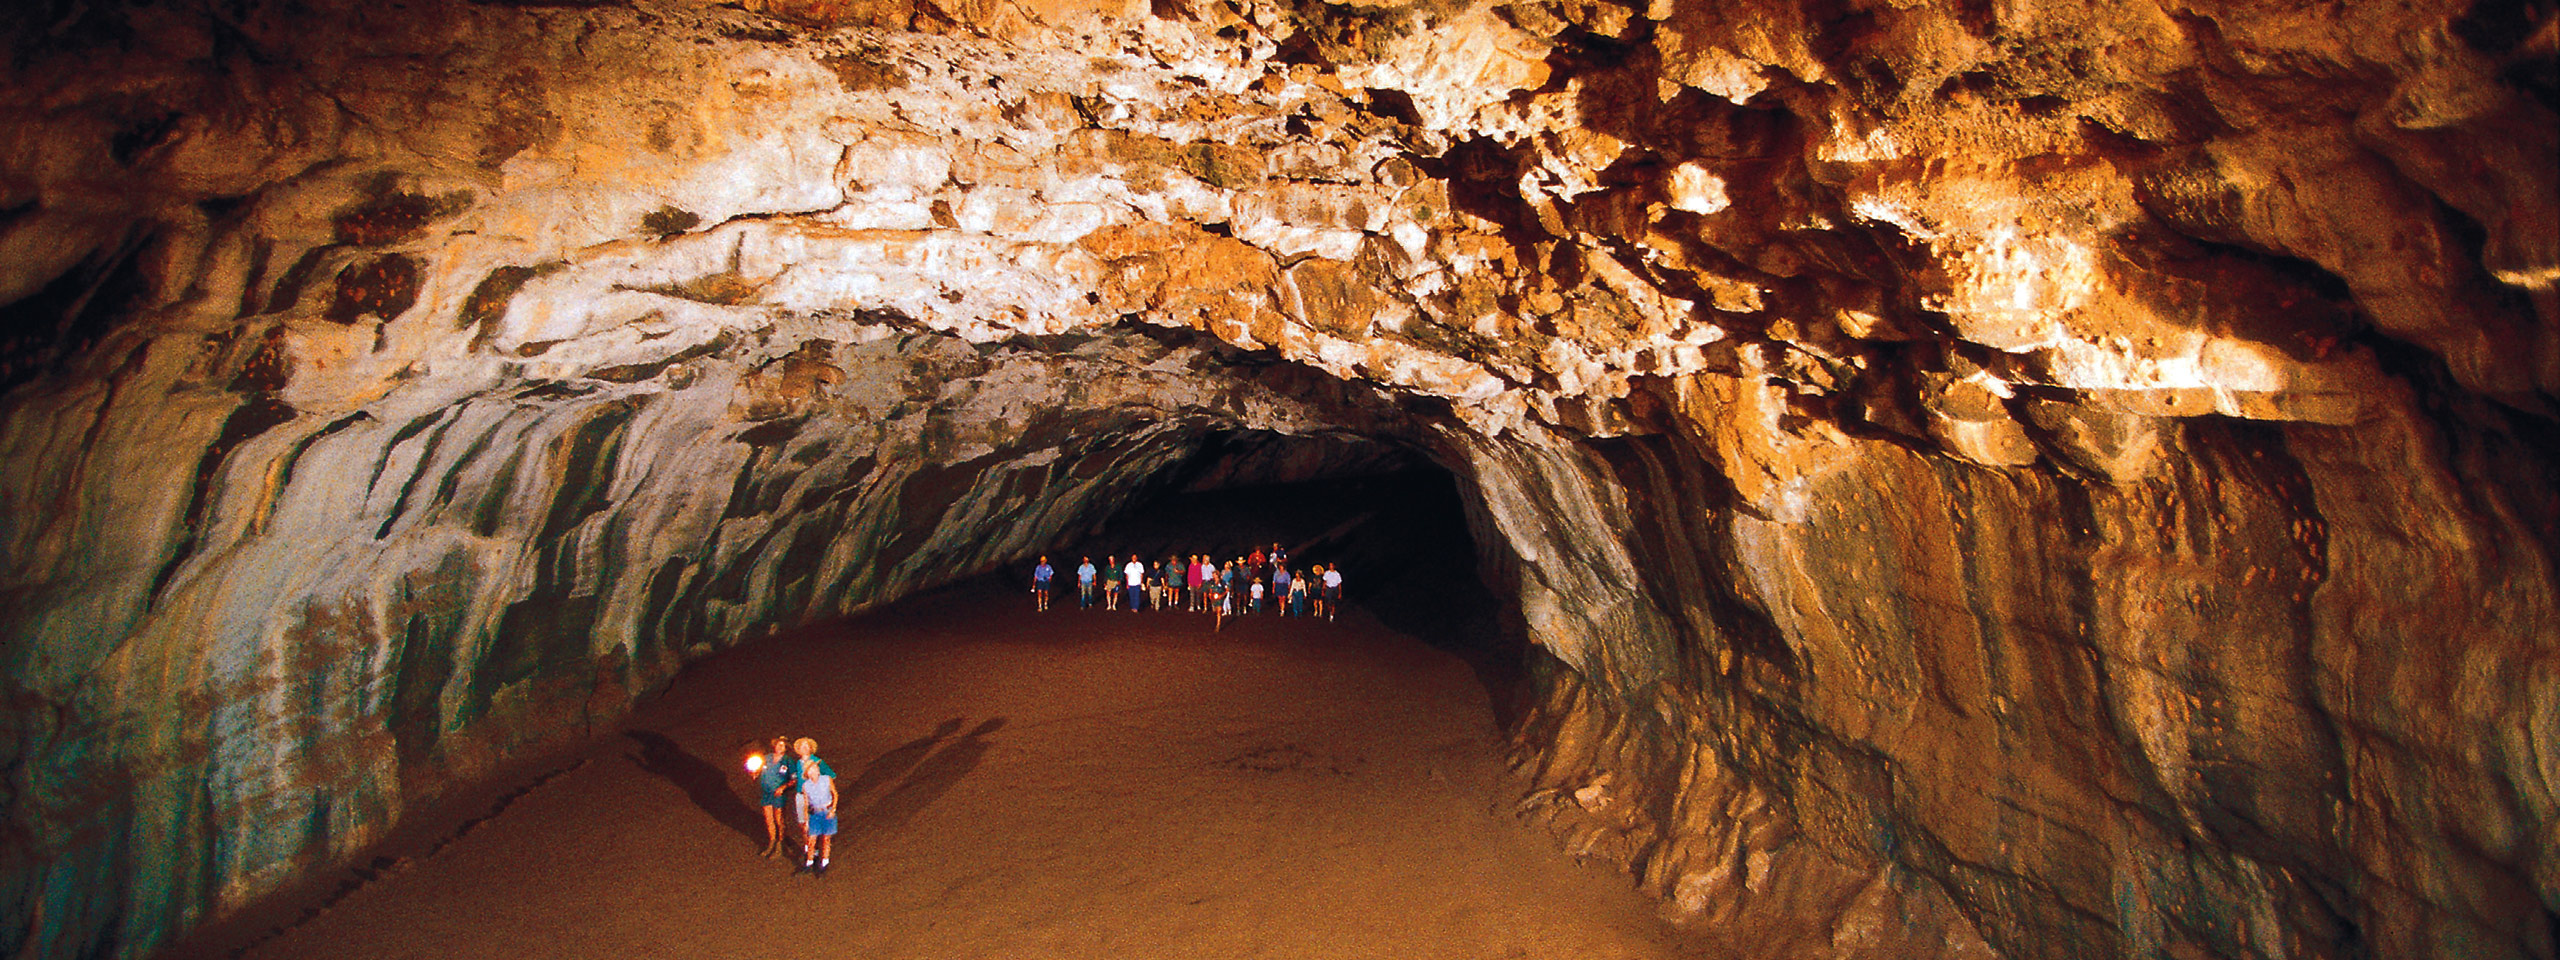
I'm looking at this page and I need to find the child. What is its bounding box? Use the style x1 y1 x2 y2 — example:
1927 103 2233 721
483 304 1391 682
800 754 838 876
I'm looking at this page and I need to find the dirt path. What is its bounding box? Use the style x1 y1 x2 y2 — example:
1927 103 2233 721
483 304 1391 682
225 581 1691 960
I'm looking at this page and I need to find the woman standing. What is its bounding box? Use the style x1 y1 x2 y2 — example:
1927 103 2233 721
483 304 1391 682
1206 572 1227 631
754 735 798 858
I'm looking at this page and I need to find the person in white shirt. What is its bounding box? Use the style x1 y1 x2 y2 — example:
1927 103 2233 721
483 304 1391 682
1123 557 1146 611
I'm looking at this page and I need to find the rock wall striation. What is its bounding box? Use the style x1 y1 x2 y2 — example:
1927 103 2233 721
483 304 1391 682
0 0 2552 958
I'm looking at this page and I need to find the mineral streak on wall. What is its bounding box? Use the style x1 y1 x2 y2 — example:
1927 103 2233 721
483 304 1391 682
1 0 2554 958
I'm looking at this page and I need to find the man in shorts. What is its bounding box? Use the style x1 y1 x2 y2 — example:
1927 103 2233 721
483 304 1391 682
1322 564 1343 620
1032 556 1054 612
797 740 839 876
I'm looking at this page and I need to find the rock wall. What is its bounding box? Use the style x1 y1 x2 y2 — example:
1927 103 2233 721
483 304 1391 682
1 0 2553 958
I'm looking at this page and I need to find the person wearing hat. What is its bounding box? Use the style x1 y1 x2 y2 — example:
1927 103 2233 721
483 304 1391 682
754 735 799 858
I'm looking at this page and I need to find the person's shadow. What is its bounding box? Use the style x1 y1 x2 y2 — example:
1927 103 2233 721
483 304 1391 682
844 718 1005 840
624 730 761 845
839 717 966 801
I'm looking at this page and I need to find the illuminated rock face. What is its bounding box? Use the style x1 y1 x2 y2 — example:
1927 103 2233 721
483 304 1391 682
0 0 2552 958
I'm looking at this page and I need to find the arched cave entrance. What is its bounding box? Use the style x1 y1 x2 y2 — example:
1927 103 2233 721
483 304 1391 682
6 0 2556 958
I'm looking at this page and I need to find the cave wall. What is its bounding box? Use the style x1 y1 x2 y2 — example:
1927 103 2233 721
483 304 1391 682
2 0 2554 958
1482 390 2558 959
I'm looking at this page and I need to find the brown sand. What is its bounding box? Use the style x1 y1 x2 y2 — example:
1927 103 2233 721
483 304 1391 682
222 581 1691 960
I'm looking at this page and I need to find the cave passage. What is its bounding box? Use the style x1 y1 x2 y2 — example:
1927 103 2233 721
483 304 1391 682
9 0 2555 956
161 436 1637 960
166 530 1678 960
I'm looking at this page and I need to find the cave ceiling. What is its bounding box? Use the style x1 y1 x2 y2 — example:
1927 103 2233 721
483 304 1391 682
3 1 2557 959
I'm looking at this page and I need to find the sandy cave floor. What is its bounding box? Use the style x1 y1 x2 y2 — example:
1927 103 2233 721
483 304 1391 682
201 580 1696 960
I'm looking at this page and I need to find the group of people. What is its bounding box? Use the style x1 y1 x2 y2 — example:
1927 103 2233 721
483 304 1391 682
750 735 839 877
1028 544 1343 622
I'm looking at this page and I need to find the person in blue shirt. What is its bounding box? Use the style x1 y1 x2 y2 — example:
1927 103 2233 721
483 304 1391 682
1272 565 1293 615
1076 557 1097 609
754 735 799 859
798 750 838 876
1032 556 1054 612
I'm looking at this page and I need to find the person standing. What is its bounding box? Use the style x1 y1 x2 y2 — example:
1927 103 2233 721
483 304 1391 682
1322 564 1342 621
1077 556 1097 609
1104 555 1123 610
1248 576 1265 614
1031 556 1054 612
1124 556 1147 611
1272 565 1292 615
754 735 798 859
799 750 839 876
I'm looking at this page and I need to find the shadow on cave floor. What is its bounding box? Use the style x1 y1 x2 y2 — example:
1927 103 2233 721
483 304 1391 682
184 575 1690 960
623 729 761 845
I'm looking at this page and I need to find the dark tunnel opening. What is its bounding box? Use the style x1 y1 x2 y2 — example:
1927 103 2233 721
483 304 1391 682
1044 428 1528 725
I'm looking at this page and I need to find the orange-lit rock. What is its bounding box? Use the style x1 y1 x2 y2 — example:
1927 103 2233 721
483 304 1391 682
1 0 2552 958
